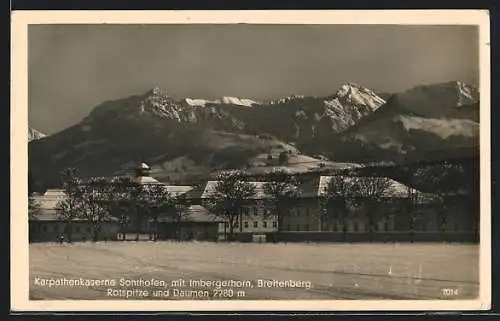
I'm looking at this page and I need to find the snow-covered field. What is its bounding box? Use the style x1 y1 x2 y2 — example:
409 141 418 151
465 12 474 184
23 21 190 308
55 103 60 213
29 242 479 300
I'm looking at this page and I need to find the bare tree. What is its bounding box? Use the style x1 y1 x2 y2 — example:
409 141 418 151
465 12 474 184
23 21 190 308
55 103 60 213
124 182 148 242
55 168 84 243
141 184 175 241
352 176 393 242
79 177 112 242
104 176 137 241
28 195 42 242
403 181 424 242
413 161 470 242
28 195 42 220
171 194 191 241
263 168 300 237
205 170 256 241
319 175 357 241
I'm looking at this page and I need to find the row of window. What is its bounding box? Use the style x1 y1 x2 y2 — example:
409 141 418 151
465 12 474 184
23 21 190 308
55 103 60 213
325 221 394 232
223 221 278 229
325 221 463 232
221 222 313 231
36 224 91 234
238 207 312 217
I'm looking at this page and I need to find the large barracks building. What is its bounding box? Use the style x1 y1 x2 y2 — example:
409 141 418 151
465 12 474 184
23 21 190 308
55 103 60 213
29 163 478 243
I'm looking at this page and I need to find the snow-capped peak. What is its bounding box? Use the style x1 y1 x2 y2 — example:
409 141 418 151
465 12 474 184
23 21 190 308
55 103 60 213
454 81 479 106
312 84 386 132
29 127 46 142
335 83 386 111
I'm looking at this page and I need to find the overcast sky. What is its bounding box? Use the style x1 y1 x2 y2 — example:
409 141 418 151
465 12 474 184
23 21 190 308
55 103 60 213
28 24 479 135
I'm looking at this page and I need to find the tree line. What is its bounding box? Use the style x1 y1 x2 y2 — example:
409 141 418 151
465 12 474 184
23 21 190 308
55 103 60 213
319 161 478 242
203 168 401 241
28 162 477 243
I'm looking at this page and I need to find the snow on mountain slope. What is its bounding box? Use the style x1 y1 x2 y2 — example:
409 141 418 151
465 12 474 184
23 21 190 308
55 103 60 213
221 96 259 107
314 81 480 163
394 81 479 118
186 96 261 107
396 115 478 140
185 96 261 107
268 95 306 105
184 98 220 107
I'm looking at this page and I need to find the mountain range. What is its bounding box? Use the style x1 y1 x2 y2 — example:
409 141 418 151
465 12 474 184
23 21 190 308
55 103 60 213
28 81 479 189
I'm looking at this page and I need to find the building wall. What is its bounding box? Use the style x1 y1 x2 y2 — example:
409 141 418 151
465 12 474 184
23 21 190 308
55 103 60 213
179 223 219 241
193 191 478 242
318 197 477 233
213 199 322 238
157 222 219 241
216 204 278 236
281 199 322 232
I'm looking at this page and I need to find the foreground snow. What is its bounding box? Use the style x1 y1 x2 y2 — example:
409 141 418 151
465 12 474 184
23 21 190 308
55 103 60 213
30 242 479 300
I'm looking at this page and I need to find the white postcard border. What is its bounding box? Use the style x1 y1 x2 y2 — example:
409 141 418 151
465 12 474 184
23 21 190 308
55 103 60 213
11 10 491 312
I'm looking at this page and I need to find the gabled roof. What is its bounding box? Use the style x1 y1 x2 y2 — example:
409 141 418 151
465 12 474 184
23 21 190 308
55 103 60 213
182 186 205 200
201 179 321 200
165 185 194 197
42 189 66 197
157 205 223 223
32 184 194 211
317 175 431 199
132 176 194 197
133 176 162 185
201 181 272 199
32 189 66 211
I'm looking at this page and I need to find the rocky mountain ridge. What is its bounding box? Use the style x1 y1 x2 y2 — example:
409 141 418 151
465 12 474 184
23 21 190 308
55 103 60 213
28 81 479 189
